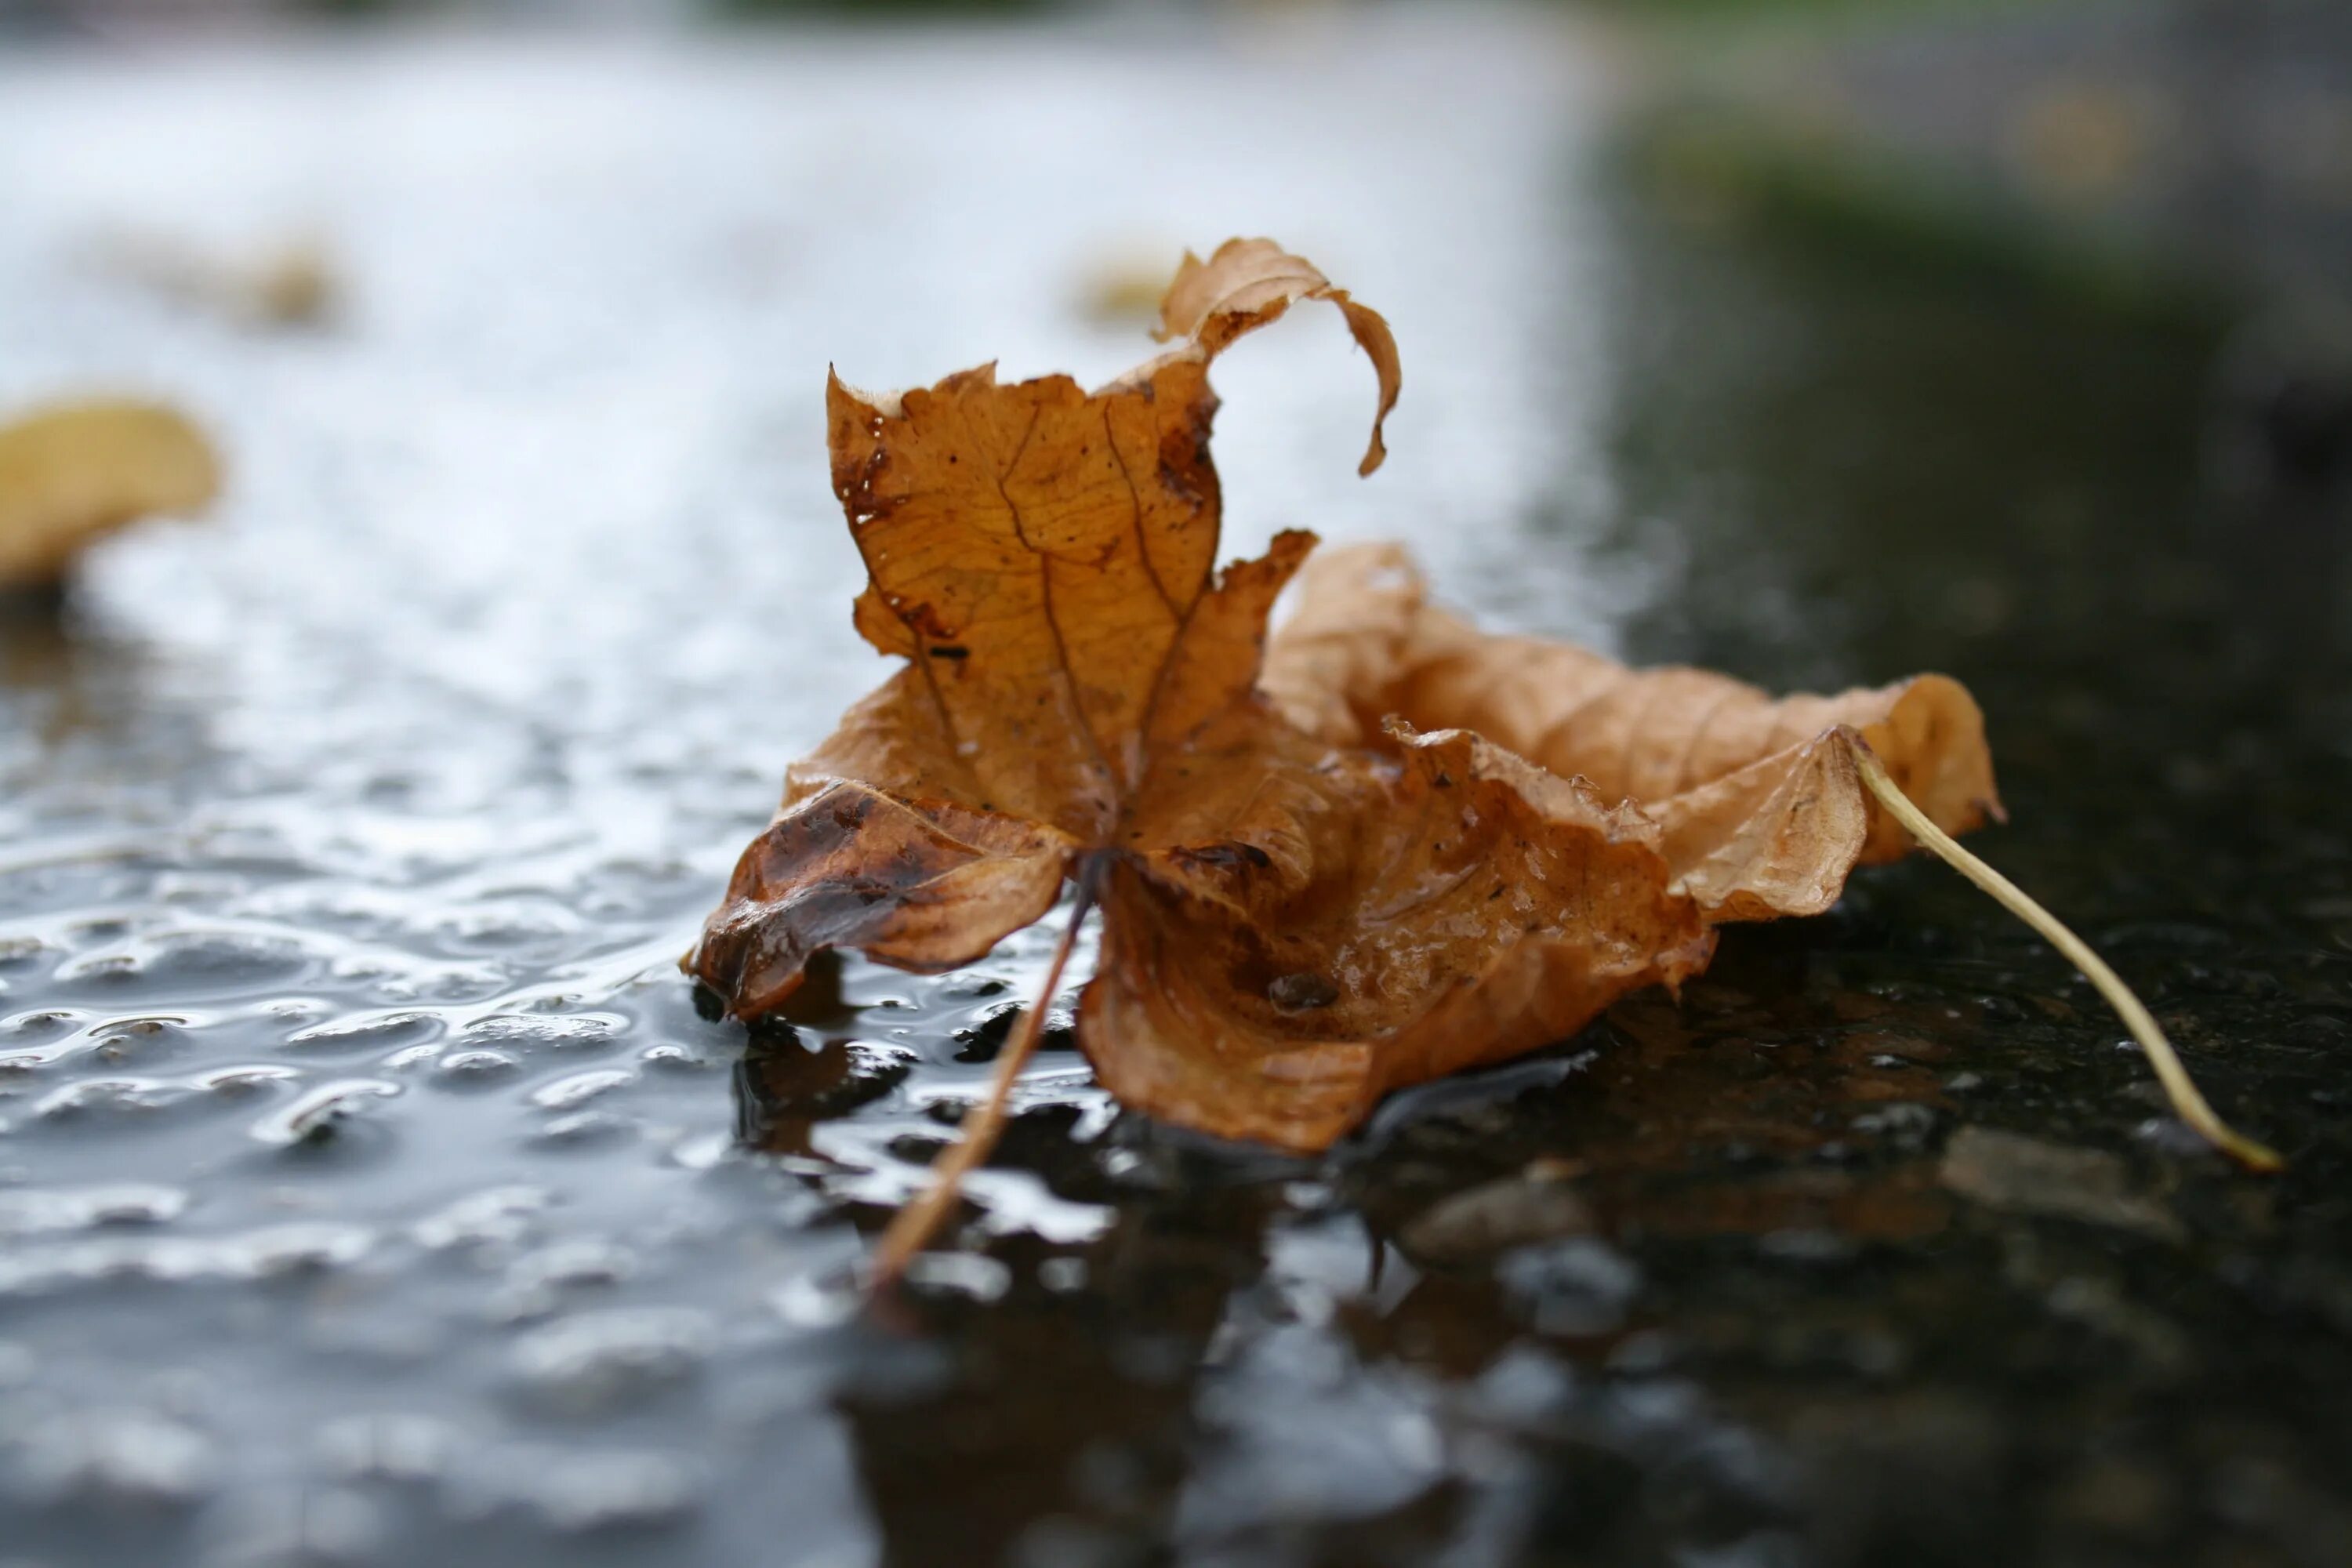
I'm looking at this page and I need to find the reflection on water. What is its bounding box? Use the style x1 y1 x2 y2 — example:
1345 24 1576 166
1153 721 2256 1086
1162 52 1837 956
3 17 2350 1568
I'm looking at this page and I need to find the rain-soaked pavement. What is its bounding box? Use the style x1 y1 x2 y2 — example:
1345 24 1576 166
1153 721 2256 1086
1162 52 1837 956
2 15 2348 1568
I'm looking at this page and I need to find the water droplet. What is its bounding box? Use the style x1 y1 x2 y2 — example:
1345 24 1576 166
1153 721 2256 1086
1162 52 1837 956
528 1068 635 1110
285 1011 440 1051
460 1014 621 1051
412 1186 550 1251
900 1251 1011 1302
316 1412 461 1486
0 1182 189 1236
507 1238 637 1292
35 1076 187 1120
769 1269 862 1329
227 1221 377 1279
664 1131 735 1171
192 1062 303 1096
9 1408 219 1508
0 936 55 967
204 1483 383 1565
509 1308 713 1416
1496 1238 1642 1337
248 1079 401 1146
525 1448 703 1533
435 1047 520 1083
532 1110 637 1145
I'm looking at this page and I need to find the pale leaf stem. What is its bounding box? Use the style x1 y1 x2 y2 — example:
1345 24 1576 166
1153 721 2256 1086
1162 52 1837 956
1844 728 2280 1172
869 869 1099 1292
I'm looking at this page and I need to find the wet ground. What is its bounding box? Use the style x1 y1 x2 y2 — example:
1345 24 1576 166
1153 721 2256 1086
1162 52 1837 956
1654 0 2352 314
2 15 2350 1568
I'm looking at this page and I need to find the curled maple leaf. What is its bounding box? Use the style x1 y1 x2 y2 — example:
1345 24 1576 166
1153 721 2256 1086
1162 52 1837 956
693 238 1695 1265
690 237 2274 1287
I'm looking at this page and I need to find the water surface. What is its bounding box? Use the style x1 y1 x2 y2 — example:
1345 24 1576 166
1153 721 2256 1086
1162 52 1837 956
2 20 2348 1568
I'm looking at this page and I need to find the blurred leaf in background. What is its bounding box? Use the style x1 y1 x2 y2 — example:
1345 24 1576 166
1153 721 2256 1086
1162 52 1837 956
0 401 220 591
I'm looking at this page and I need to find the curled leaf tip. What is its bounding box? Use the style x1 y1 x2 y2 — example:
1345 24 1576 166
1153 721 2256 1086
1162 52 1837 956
1150 237 1399 477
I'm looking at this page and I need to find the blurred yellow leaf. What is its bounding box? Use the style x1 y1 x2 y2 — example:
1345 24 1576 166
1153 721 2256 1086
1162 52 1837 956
0 400 221 589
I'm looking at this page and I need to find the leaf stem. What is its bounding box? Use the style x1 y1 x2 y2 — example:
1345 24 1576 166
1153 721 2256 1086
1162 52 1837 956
1843 729 2280 1172
869 865 1102 1293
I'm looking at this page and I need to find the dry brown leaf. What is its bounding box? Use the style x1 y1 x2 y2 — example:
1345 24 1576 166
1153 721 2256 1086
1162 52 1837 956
0 399 221 588
690 235 1701 1167
1263 540 2002 921
690 236 2274 1282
